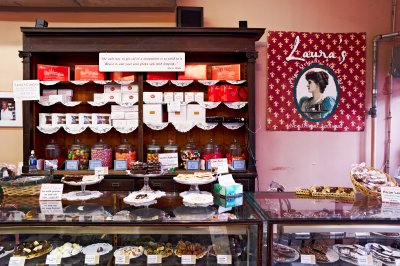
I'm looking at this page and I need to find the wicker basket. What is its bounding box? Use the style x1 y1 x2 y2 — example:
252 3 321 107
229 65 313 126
350 168 397 197
0 176 48 196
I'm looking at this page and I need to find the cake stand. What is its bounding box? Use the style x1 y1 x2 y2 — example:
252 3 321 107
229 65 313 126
61 175 104 197
173 175 217 197
127 172 163 193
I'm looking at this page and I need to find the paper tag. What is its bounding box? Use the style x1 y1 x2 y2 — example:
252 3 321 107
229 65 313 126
210 158 229 174
232 160 246 170
355 232 370 237
147 254 162 264
186 160 200 170
39 184 64 201
181 255 196 264
167 101 182 111
9 257 26 266
40 201 63 215
381 187 400 203
357 255 373 265
89 160 102 170
65 160 79 170
45 255 62 265
217 255 232 264
114 255 129 264
158 153 179 170
95 167 108 176
114 160 127 171
85 254 99 265
13 79 40 101
301 254 316 264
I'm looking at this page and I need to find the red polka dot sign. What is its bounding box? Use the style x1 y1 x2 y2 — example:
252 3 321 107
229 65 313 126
266 31 366 131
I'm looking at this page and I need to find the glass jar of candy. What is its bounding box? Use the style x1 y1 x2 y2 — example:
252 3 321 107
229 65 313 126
67 139 90 170
91 139 112 168
115 139 136 169
44 139 65 169
163 139 178 153
147 139 161 162
226 139 246 166
180 139 201 169
202 138 223 163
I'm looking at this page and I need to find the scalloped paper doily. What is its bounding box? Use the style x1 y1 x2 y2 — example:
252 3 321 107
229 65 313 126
198 101 220 109
222 123 245 130
115 80 135 85
63 125 88 134
196 122 218 130
146 80 169 87
145 122 169 130
40 81 60 86
226 80 246 85
93 80 112 85
71 81 89 85
114 125 138 133
171 80 193 87
172 122 196 132
89 125 112 133
88 101 107 106
63 101 81 107
224 102 247 109
198 80 219 86
38 100 55 106
62 191 103 201
37 125 61 134
118 101 137 106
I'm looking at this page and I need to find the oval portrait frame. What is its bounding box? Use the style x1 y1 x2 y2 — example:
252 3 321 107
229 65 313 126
293 63 340 123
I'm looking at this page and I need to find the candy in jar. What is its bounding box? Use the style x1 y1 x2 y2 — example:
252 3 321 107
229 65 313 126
146 139 160 162
67 139 90 170
91 139 112 168
180 139 201 169
44 139 65 169
226 139 246 166
202 138 223 162
115 139 136 169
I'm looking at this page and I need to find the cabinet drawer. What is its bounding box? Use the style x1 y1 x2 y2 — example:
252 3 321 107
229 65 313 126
95 179 135 191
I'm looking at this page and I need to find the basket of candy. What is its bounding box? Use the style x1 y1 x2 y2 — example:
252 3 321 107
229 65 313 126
0 175 49 196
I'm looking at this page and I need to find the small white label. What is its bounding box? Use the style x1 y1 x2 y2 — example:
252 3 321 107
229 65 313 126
346 232 356 238
357 255 373 265
355 232 370 237
147 254 162 264
40 201 63 215
181 255 196 264
114 255 129 264
381 187 400 203
45 255 62 265
217 255 232 264
39 184 64 201
301 254 316 264
9 257 26 266
85 254 100 265
158 153 179 170
210 158 229 174
95 166 108 176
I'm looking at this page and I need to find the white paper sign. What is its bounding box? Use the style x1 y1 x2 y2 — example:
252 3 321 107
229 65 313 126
355 232 370 237
158 153 179 169
210 158 229 174
381 187 400 203
40 201 63 215
95 167 108 176
181 255 196 264
217 255 232 264
13 80 40 101
357 255 373 265
9 257 25 266
114 255 129 264
45 255 62 265
85 254 99 265
147 254 162 264
39 184 64 201
99 52 185 72
301 254 316 264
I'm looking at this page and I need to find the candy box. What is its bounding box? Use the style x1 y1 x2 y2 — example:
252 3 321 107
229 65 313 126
39 113 52 126
186 104 205 123
104 85 121 93
79 113 92 125
143 104 163 123
147 72 176 80
37 64 70 81
208 85 222 102
121 84 139 93
75 65 105 80
66 113 79 125
220 85 248 102
178 64 208 80
110 72 136 81
92 114 111 125
168 105 187 123
51 113 66 126
211 64 241 80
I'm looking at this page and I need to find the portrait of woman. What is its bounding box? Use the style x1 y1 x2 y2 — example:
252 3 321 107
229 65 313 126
294 65 339 122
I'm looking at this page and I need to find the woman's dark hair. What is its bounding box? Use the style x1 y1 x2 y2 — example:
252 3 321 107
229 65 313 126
305 70 329 93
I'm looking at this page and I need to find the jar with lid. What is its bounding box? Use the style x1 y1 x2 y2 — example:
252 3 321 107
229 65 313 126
163 139 178 153
147 139 161 162
67 139 90 170
202 138 223 162
115 139 136 169
44 139 65 168
226 139 246 166
180 139 201 169
91 139 112 168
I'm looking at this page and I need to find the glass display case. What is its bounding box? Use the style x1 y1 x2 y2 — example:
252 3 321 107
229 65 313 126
0 192 263 265
246 192 400 266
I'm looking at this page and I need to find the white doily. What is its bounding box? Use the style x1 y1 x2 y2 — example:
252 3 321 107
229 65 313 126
71 80 89 85
37 125 61 134
40 81 60 86
118 101 138 106
63 125 88 134
115 80 135 85
89 125 112 133
123 191 166 206
88 101 107 106
63 101 81 107
145 122 169 130
146 80 169 87
62 191 103 201
171 80 193 87
226 80 246 85
198 80 219 86
114 125 138 133
198 101 220 109
196 122 218 130
224 102 247 109
172 122 195 132
94 80 112 85
144 100 163 104
222 123 245 130
38 100 55 106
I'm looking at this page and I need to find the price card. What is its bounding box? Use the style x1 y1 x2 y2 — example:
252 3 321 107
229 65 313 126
40 200 63 215
39 184 64 201
89 160 102 170
114 160 127 171
181 255 196 264
210 158 229 174
301 254 316 264
44 159 58 170
217 255 232 264
147 254 162 264
357 255 373 265
85 254 99 265
158 153 179 170
381 187 400 203
186 160 200 170
65 160 79 170
9 257 26 266
45 255 61 265
95 166 108 176
232 160 246 170
13 79 40 101
114 255 129 265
